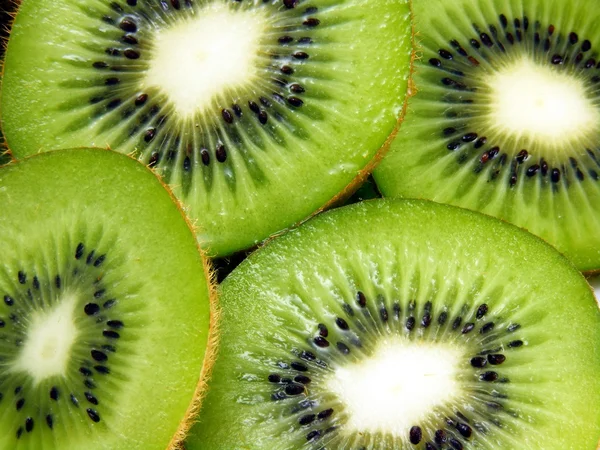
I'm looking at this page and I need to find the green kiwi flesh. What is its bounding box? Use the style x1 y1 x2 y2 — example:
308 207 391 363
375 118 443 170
186 199 600 449
0 149 211 449
373 0 600 272
0 0 413 257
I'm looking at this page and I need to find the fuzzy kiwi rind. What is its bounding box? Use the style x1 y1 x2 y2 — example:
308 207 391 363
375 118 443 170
185 198 600 449
0 148 214 450
373 0 600 272
0 0 413 257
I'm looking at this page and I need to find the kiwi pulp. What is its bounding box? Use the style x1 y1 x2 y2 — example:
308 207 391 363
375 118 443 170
186 199 600 449
1 0 413 257
0 149 213 449
373 0 600 272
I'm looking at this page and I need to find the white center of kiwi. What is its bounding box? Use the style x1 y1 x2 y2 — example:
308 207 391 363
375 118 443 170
326 339 463 436
12 292 80 384
145 3 266 118
488 59 598 142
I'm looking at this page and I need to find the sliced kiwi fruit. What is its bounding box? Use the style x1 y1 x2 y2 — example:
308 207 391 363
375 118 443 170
0 0 413 257
0 148 213 449
373 0 600 272
185 199 600 449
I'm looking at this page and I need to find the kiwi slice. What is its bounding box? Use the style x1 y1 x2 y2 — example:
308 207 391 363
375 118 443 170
373 0 600 272
0 148 213 449
0 0 413 257
185 199 600 449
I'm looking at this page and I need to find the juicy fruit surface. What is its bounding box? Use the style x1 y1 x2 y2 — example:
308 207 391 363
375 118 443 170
373 0 600 271
186 199 600 449
1 0 413 257
0 149 211 449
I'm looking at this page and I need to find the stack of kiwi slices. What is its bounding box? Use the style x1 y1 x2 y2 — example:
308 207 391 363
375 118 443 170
185 199 600 449
0 0 413 257
1 0 600 449
374 0 600 272
0 148 213 449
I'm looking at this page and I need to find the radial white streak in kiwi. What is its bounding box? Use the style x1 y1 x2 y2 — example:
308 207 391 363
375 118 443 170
12 293 79 384
487 59 598 146
145 3 265 118
327 339 463 436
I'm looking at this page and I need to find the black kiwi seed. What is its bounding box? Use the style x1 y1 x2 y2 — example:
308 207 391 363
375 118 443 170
4 295 14 306
18 271 26 284
476 304 488 319
438 311 448 325
84 303 100 315
285 383 305 395
461 322 475 334
313 336 329 347
306 430 321 441
216 144 227 163
300 351 316 361
103 330 120 339
46 415 53 429
25 418 34 433
258 110 268 124
291 361 308 372
16 398 25 410
80 367 93 377
317 323 328 337
278 35 294 44
294 375 311 384
421 313 432 328
303 18 320 27
287 96 304 107
410 425 423 444
135 94 148 106
480 371 499 381
87 408 101 422
221 109 234 124
480 322 495 333
452 316 462 329
356 291 367 307
406 316 415 330
336 341 350 354
123 49 140 60
438 49 453 59
103 299 116 309
119 18 137 32
268 374 281 383
487 354 506 365
95 365 110 375
299 414 315 425
435 429 447 444
507 323 521 332
91 349 108 362
457 422 472 438
50 387 59 400
449 439 464 450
